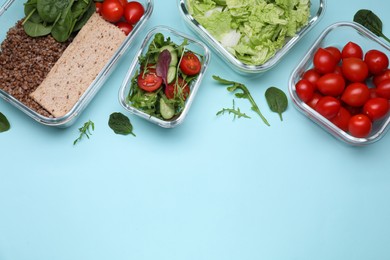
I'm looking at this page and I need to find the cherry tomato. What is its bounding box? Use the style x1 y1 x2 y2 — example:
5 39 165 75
95 2 102 13
116 21 133 36
325 46 342 64
330 106 351 132
369 88 379 99
341 57 369 82
373 69 390 87
307 92 323 109
341 82 370 107
124 1 145 24
348 114 372 138
117 0 127 7
295 79 315 102
101 0 124 23
179 51 202 76
364 49 389 75
302 68 321 86
333 65 343 75
137 68 163 92
376 78 390 99
313 48 338 74
316 73 345 96
344 104 362 116
341 41 363 59
363 97 389 121
315 96 341 119
165 78 190 100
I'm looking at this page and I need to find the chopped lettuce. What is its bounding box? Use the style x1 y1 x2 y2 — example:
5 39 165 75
187 0 310 66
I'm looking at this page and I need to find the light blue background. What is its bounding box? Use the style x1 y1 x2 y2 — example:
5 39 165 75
1 0 390 259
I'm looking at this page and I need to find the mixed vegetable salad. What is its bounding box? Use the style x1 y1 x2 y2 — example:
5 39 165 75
127 32 203 120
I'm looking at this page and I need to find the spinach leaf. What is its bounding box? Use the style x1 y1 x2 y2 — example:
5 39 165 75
108 112 136 136
265 87 288 121
71 0 91 18
354 9 390 44
0 112 10 133
36 0 69 23
23 19 52 37
51 1 75 42
72 0 95 32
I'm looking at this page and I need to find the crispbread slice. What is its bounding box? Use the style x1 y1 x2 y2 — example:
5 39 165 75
30 13 126 118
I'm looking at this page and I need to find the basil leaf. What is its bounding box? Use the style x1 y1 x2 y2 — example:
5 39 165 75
265 87 288 121
354 9 390 44
0 112 11 133
108 112 136 136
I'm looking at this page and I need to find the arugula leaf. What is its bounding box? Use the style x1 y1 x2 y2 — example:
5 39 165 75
73 120 94 145
213 75 270 126
216 100 250 120
108 112 136 136
0 112 11 133
265 87 288 121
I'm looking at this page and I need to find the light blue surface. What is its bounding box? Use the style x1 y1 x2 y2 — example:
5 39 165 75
1 0 390 259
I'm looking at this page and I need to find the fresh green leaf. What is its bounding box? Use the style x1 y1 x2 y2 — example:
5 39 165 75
73 120 94 145
0 112 10 133
72 0 95 32
213 75 270 126
265 86 288 121
216 100 250 119
23 19 52 37
354 9 390 44
108 112 136 136
36 0 70 23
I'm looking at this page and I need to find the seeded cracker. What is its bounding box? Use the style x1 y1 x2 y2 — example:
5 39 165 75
30 13 126 118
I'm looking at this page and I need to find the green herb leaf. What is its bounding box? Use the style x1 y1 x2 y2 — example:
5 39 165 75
0 112 11 133
73 120 94 145
216 100 251 120
353 9 390 44
213 75 270 126
265 86 288 121
108 112 136 136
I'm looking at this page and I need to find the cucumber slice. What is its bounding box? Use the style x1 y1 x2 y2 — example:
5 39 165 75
167 66 177 84
160 45 178 66
160 98 175 120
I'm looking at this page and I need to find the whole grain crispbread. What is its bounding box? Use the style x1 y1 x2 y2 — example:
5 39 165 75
30 13 126 118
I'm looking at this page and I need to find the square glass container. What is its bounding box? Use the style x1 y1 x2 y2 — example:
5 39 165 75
178 0 325 75
288 22 390 146
119 26 210 128
0 0 153 127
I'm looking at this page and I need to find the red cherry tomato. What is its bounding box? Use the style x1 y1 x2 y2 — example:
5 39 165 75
117 0 127 7
316 73 345 96
95 2 102 13
124 1 145 24
330 106 351 132
137 68 163 92
333 65 343 75
325 46 342 64
307 92 323 109
165 78 190 100
341 57 369 82
373 69 390 87
302 68 321 86
315 96 341 119
179 51 202 76
101 0 124 23
341 82 370 107
116 21 133 36
363 97 389 121
376 78 390 99
295 79 315 102
313 48 338 74
341 41 363 59
369 88 379 99
364 49 389 75
348 114 372 138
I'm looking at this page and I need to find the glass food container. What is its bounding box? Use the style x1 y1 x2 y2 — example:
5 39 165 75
289 22 390 145
178 0 326 75
119 26 211 128
0 0 153 127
